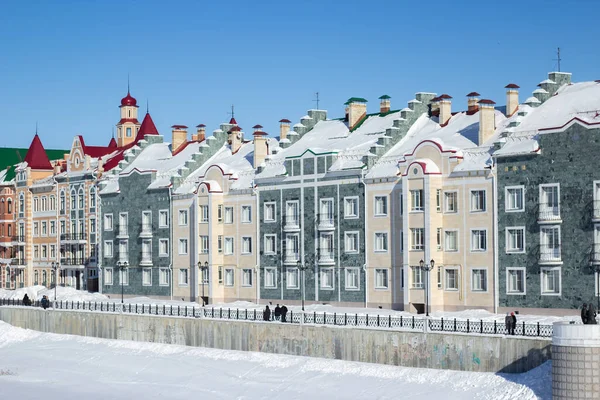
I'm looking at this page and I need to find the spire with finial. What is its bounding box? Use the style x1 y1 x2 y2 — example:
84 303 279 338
228 104 237 125
146 99 149 114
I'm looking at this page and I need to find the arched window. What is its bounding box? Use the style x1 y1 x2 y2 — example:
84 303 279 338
6 199 11 214
71 190 76 209
60 191 65 213
19 194 24 214
7 224 11 236
33 197 39 212
78 189 84 209
50 195 56 211
0 199 4 214
90 187 96 209
41 196 47 211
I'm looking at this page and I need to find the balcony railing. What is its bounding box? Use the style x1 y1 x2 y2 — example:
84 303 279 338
538 204 560 222
11 235 25 243
318 213 335 230
117 224 129 238
10 258 26 266
283 215 300 231
117 252 129 263
540 246 561 263
140 223 153 237
60 258 86 266
60 233 87 241
284 252 300 264
318 250 335 264
140 252 152 265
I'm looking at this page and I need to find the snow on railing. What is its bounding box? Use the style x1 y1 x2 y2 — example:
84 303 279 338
0 298 554 338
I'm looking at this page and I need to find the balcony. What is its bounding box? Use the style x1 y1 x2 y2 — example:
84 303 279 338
60 232 87 242
591 244 600 265
11 235 25 244
318 213 335 230
10 258 26 266
139 223 153 238
60 258 86 267
539 246 562 264
140 251 152 266
318 250 335 265
593 201 600 222
538 205 561 223
283 215 300 232
116 224 129 239
284 252 300 265
117 252 129 264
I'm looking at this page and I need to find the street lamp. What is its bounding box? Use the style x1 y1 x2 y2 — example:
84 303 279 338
116 261 128 303
297 259 307 311
198 261 208 306
420 259 435 317
51 262 60 301
595 265 600 313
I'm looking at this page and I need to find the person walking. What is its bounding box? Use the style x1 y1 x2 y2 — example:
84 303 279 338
263 305 271 321
588 303 597 325
41 295 49 310
504 312 512 334
510 312 517 335
281 305 288 323
22 293 31 306
582 303 589 324
274 304 281 322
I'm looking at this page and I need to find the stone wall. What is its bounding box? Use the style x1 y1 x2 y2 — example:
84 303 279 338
0 307 550 373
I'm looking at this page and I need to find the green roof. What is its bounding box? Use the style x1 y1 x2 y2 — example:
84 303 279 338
0 147 68 182
378 95 391 100
344 97 368 105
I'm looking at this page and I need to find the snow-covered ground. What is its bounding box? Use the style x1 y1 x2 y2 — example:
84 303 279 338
0 285 582 324
0 321 549 399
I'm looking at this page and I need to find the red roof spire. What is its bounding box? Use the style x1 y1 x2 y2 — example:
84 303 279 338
120 90 138 107
24 134 53 170
108 137 118 149
135 112 159 141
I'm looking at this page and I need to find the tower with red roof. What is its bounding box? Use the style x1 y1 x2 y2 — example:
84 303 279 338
116 89 141 148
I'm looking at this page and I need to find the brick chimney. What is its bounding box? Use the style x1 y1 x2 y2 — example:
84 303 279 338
279 119 291 140
345 97 368 130
171 125 188 154
379 95 391 113
478 99 496 145
438 94 452 126
195 124 206 142
466 92 480 114
228 126 243 154
253 129 268 169
505 84 520 117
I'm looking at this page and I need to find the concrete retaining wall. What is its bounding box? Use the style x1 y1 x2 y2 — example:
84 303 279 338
0 307 550 373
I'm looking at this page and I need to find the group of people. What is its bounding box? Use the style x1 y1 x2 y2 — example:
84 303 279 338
263 304 288 322
504 312 518 335
21 294 51 309
581 303 597 324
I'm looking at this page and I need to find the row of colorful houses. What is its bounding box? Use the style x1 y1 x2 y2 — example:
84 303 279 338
1 70 598 315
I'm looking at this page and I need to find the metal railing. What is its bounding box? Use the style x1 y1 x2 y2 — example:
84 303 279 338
318 213 335 229
60 258 86 266
60 233 87 241
539 246 561 263
538 205 560 221
10 258 26 265
140 224 153 236
283 215 300 231
0 299 555 338
11 235 25 243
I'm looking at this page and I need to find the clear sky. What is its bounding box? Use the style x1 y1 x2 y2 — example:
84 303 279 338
1 0 598 149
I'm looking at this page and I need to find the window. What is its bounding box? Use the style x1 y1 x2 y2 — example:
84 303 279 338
374 232 388 252
436 228 442 250
224 269 234 286
344 232 359 253
141 239 152 262
241 205 252 223
90 188 96 209
540 226 561 261
41 221 47 236
264 234 277 254
126 127 132 137
178 210 188 226
200 236 209 254
120 268 129 286
60 220 65 235
90 218 96 234
217 204 223 222
49 195 56 211
320 268 334 289
471 269 487 292
70 190 76 209
159 210 169 228
199 205 209 223
445 268 458 290
471 230 487 252
41 245 47 259
374 196 388 216
104 268 113 285
179 269 189 286
506 227 525 253
345 268 359 290
104 214 113 231
217 266 223 284
541 267 561 295
436 189 441 212
285 201 299 227
437 266 442 289
159 239 169 256
224 237 234 255
59 192 65 214
470 190 486 212
19 194 24 215
410 228 424 250
50 245 56 259
539 184 560 219
33 197 39 212
142 268 152 286
217 235 223 253
242 269 253 287
411 267 423 288
286 268 299 289
344 197 359 219
141 211 151 233
41 196 47 211
264 202 276 222
264 268 277 288
505 186 524 212
224 207 234 224
444 230 458 252
159 268 169 286
285 234 300 262
104 241 113 258
242 237 252 254
118 240 128 260
444 191 458 213
78 190 84 209
507 268 525 294
7 199 12 214
374 269 388 289
178 239 188 255
410 190 423 211
33 222 39 237
319 199 334 226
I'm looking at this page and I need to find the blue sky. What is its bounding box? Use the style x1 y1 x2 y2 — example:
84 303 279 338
0 0 598 149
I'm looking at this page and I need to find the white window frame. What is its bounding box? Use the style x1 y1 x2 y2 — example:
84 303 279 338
444 268 459 291
159 238 169 257
436 227 442 250
120 268 129 286
178 238 188 255
224 206 234 224
158 210 169 228
344 231 359 254
470 189 487 213
444 230 459 252
540 266 561 296
436 189 441 212
264 202 276 223
344 196 359 219
411 266 423 289
540 225 561 262
264 267 277 289
286 267 299 289
142 268 152 286
285 200 300 227
506 267 526 295
344 267 360 290
200 236 209 254
374 196 388 216
410 189 423 212
50 221 56 236
505 227 526 254
410 228 424 251
104 241 113 258
374 232 388 252
444 191 458 213
199 205 209 223
470 229 487 252
241 236 252 255
320 267 335 290
374 268 389 290
224 268 234 287
505 185 525 212
264 234 277 255
179 269 189 286
104 214 113 231
178 210 188 226
241 205 252 223
471 268 488 292
159 268 170 286
242 269 253 287
104 268 113 285
539 183 560 216
224 237 234 255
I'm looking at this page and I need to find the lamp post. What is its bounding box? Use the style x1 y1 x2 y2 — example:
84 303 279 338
117 261 128 303
420 259 435 317
595 265 600 313
297 259 307 311
51 262 60 301
198 261 208 306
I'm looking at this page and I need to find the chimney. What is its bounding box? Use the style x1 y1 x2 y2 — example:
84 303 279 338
253 129 268 169
171 125 188 154
379 95 391 113
478 99 496 145
466 92 480 114
438 94 452 126
195 124 206 142
228 126 243 153
505 84 520 117
279 119 291 140
53 161 61 175
345 97 368 129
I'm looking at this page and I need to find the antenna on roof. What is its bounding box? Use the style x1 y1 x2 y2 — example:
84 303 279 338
146 99 149 114
127 73 130 93
228 104 235 119
314 92 320 110
554 47 561 72
35 121 38 135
